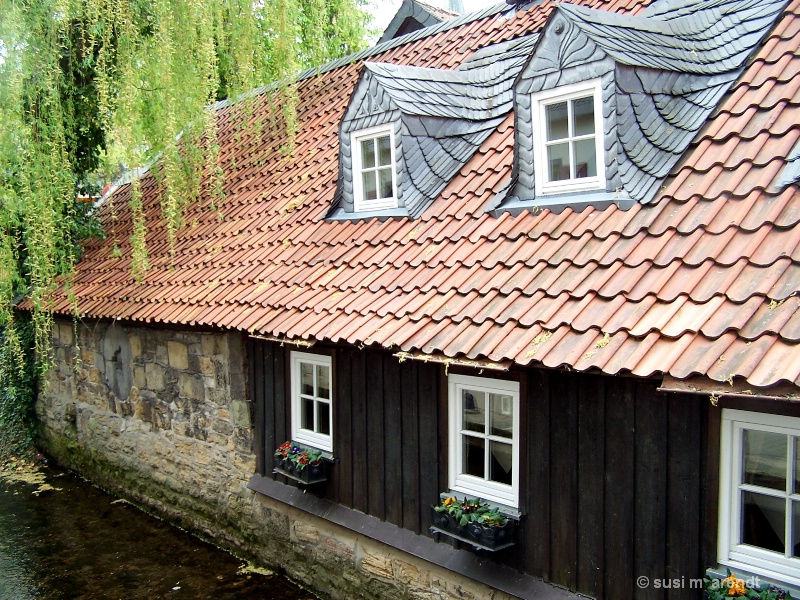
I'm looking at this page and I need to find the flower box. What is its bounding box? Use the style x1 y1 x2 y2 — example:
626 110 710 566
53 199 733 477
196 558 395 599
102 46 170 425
429 500 515 552
273 442 328 485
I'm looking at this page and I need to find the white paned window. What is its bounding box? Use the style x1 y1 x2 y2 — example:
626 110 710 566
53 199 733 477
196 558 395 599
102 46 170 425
532 79 605 196
290 352 333 452
351 124 397 212
719 409 800 585
448 374 520 508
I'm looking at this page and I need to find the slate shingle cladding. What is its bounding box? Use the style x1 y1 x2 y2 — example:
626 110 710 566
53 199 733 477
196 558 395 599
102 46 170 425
505 0 789 208
331 35 537 218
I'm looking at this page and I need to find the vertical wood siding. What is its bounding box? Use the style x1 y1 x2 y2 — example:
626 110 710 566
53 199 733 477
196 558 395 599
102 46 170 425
248 339 714 600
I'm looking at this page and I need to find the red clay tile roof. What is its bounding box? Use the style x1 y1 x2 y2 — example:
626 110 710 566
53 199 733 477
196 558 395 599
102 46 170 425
54 0 800 389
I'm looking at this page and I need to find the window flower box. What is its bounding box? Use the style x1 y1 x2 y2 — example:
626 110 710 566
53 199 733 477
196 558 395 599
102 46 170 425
273 441 327 485
430 497 515 552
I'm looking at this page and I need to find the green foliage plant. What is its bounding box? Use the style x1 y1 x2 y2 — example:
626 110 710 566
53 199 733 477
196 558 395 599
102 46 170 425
434 496 509 528
274 441 323 472
0 314 37 460
0 0 369 458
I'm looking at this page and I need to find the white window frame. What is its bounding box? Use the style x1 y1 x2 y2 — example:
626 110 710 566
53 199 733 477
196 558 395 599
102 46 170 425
718 409 800 586
290 352 333 452
351 124 398 212
448 374 520 508
531 78 605 196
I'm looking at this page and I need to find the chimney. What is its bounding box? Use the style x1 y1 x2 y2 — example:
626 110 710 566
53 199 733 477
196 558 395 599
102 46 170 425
449 0 464 11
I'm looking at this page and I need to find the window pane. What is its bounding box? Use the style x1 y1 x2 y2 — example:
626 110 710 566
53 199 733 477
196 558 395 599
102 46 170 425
546 101 568 140
378 167 393 199
794 501 800 557
377 135 392 166
317 401 330 435
462 389 485 433
490 441 512 485
462 435 485 478
741 491 785 553
795 437 800 494
361 139 375 168
744 429 787 490
302 397 314 431
573 138 597 178
300 362 314 396
489 394 513 438
547 143 570 181
317 365 330 400
362 171 377 201
572 96 595 136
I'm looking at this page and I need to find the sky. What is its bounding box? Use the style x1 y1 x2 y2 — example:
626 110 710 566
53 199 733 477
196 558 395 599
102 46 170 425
366 0 505 33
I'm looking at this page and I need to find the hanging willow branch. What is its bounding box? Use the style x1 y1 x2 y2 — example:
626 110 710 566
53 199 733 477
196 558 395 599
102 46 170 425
0 0 368 416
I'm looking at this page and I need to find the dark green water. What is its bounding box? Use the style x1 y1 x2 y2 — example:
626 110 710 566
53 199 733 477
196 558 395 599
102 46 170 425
0 465 315 600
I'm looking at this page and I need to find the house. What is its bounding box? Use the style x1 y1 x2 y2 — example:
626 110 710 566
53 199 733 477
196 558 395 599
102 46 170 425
38 0 800 598
378 0 461 44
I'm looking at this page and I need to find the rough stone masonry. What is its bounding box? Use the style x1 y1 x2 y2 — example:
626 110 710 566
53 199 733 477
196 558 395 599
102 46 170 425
37 318 512 600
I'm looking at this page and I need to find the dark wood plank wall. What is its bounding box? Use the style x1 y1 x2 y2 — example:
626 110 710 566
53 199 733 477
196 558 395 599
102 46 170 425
247 338 717 600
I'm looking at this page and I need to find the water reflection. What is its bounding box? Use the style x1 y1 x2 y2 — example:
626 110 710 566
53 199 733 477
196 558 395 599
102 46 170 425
0 465 315 599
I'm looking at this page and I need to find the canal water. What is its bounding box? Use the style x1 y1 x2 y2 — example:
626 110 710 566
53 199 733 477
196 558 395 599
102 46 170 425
0 464 316 600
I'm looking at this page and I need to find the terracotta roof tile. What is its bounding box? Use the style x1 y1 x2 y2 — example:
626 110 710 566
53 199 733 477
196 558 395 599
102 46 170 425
46 0 800 389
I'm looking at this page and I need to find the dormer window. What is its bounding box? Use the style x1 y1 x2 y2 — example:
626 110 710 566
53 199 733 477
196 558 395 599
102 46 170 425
532 79 605 196
352 125 397 212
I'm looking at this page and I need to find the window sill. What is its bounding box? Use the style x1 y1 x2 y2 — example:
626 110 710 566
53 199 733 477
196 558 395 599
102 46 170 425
247 474 578 600
326 207 409 222
492 190 636 217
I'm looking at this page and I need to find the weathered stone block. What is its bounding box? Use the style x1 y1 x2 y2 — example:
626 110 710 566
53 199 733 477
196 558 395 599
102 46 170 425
156 344 168 366
231 400 251 428
129 335 142 358
59 323 74 345
393 559 423 585
232 452 255 474
252 500 291 541
233 428 253 453
150 400 172 430
201 334 216 356
173 437 195 456
178 373 204 399
198 356 215 375
172 421 191 437
133 366 146 389
318 537 355 563
292 521 320 544
168 341 189 370
212 419 234 437
361 551 393 580
145 363 165 390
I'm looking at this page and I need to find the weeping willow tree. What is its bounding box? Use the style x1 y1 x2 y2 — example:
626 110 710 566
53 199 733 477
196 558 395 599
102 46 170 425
0 0 369 455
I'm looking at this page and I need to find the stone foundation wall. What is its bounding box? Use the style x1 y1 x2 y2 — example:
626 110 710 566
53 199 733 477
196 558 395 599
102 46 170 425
37 319 513 600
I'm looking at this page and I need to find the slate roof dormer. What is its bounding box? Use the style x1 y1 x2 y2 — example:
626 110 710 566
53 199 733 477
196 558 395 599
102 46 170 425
329 34 538 220
498 0 789 214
